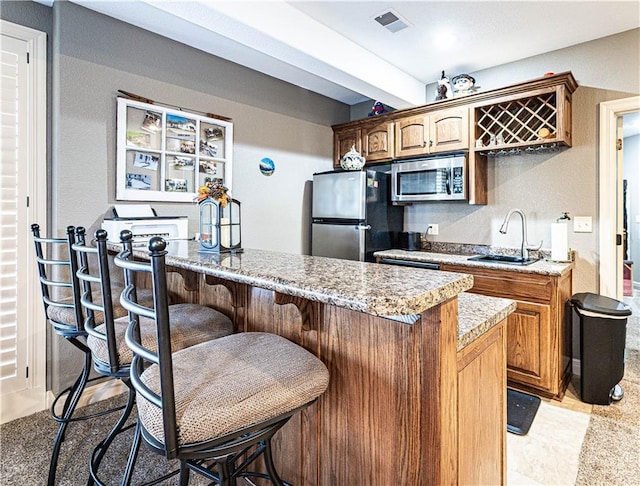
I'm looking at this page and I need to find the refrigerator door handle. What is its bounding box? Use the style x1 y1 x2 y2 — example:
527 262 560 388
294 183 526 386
355 224 372 231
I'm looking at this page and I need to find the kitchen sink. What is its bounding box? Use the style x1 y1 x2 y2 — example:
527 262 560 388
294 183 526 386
467 254 539 265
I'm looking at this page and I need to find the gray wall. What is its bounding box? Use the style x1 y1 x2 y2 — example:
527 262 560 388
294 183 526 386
7 1 350 393
52 1 348 251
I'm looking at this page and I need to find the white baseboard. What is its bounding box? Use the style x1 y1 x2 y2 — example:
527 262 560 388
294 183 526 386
0 385 47 424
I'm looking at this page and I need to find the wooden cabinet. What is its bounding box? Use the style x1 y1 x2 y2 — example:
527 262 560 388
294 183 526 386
333 126 361 169
471 73 577 155
362 122 394 162
431 108 469 152
457 321 506 485
332 71 577 201
394 114 430 157
442 263 573 399
394 108 469 159
333 121 394 168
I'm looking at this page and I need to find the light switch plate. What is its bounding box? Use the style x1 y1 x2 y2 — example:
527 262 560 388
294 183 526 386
574 216 593 233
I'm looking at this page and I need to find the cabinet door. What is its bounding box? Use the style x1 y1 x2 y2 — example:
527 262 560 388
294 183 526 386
457 323 506 486
505 301 552 392
334 127 361 168
394 115 430 158
430 108 469 153
363 122 393 162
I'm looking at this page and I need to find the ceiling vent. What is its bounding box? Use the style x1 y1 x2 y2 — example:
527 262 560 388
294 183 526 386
373 9 411 33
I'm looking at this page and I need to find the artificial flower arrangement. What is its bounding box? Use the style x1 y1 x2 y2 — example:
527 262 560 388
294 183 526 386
194 180 229 207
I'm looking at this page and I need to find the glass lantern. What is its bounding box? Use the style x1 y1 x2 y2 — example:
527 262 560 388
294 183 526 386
199 197 242 253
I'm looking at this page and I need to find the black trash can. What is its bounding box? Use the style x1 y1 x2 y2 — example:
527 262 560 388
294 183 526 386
571 292 632 405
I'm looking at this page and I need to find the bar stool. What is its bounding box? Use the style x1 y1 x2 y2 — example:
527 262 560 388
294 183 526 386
31 224 124 486
115 236 330 485
72 228 234 485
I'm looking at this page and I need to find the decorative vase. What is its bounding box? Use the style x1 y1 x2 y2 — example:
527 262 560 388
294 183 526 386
340 145 366 171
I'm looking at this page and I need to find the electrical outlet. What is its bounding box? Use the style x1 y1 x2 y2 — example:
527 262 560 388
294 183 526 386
427 224 439 235
573 216 593 233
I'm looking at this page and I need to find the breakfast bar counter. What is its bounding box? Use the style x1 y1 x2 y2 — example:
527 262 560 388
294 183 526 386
132 241 513 485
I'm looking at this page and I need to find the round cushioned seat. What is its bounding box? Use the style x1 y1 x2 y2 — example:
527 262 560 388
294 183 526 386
47 288 155 327
137 332 330 446
87 303 233 367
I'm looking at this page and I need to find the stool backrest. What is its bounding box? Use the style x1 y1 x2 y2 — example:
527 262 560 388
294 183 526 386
72 227 123 375
114 232 180 458
31 224 84 336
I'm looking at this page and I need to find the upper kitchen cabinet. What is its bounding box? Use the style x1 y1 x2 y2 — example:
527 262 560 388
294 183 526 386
334 126 362 169
333 121 394 168
471 72 577 155
395 108 469 158
331 72 577 200
363 122 394 162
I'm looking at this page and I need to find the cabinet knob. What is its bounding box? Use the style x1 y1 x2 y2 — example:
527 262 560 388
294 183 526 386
422 141 427 147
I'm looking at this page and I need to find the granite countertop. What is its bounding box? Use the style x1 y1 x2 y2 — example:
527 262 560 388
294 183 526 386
374 249 573 276
457 293 516 351
128 241 474 317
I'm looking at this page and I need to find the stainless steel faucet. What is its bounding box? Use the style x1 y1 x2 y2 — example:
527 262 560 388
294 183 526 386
499 209 543 260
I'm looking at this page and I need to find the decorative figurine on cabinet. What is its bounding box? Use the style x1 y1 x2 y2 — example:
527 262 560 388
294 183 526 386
451 73 476 97
368 101 386 117
435 70 453 101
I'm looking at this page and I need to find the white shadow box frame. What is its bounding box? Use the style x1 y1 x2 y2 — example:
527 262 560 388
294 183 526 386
116 97 233 202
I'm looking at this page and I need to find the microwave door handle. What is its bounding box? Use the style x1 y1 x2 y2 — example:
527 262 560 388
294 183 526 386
445 167 452 195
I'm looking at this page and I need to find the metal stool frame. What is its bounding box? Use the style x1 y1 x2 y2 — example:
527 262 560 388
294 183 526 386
31 224 122 486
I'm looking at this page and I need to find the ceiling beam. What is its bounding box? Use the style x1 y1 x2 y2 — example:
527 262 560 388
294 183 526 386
69 0 426 108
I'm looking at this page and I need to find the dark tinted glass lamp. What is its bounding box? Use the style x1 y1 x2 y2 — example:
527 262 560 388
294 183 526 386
199 197 242 253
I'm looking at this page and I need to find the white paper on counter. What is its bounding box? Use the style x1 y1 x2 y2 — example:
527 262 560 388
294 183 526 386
114 204 155 218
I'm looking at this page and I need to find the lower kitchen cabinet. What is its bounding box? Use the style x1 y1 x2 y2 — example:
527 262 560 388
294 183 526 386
457 321 506 485
442 263 573 399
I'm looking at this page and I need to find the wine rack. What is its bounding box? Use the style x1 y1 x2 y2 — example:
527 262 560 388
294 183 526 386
473 87 572 156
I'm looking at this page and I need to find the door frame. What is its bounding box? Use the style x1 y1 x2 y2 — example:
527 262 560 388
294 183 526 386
0 20 48 423
598 96 640 299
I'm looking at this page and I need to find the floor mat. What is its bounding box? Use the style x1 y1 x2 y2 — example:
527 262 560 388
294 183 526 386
507 388 541 435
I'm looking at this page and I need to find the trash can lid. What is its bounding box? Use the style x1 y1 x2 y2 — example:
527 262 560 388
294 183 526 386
571 292 632 317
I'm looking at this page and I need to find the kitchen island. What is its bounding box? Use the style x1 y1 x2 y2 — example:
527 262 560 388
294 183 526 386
131 241 515 485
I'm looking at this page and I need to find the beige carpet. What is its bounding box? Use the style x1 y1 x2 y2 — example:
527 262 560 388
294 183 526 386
574 295 640 485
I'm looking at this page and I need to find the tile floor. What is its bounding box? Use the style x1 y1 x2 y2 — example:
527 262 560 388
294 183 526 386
506 384 592 485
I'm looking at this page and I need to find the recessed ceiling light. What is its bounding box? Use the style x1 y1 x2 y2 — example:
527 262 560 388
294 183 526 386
373 9 411 34
432 29 458 49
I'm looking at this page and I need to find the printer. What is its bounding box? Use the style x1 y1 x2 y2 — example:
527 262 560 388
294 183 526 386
101 204 189 244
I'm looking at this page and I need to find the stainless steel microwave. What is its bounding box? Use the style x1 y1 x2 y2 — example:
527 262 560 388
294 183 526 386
390 154 467 202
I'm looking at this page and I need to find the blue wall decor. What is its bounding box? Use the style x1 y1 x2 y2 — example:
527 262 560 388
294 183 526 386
259 157 275 176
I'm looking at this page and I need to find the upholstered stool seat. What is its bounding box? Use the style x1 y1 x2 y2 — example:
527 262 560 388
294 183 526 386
137 332 329 447
46 287 154 329
87 304 233 367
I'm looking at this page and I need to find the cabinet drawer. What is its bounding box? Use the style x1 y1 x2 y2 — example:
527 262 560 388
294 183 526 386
442 264 552 303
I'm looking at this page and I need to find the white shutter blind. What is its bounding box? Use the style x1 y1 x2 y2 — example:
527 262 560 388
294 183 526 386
0 36 28 393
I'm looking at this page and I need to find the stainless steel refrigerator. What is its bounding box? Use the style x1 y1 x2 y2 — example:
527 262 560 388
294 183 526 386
311 169 403 262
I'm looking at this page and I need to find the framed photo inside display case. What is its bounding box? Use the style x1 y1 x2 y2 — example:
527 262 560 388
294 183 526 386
116 97 233 202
